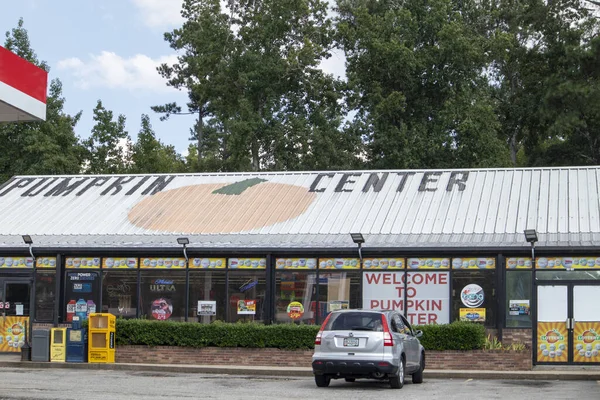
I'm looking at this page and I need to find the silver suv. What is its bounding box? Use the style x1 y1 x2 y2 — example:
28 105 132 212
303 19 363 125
312 309 425 389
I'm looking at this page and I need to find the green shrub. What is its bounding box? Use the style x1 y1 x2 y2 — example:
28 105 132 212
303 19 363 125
107 319 485 351
414 321 486 351
114 319 320 350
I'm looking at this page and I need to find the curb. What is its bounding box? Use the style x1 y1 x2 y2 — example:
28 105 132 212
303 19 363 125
0 361 599 380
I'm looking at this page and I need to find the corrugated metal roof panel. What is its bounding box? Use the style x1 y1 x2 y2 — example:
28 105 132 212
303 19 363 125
1 167 600 249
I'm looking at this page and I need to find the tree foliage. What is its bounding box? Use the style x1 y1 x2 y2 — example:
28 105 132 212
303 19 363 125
130 114 186 173
0 18 83 184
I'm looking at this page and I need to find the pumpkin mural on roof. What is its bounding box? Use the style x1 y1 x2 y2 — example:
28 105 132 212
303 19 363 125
128 178 316 233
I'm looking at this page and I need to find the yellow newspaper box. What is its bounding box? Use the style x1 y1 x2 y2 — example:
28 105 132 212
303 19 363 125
88 313 116 363
50 328 67 362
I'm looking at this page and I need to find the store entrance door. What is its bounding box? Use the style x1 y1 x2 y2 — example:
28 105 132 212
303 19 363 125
0 279 31 352
536 283 600 364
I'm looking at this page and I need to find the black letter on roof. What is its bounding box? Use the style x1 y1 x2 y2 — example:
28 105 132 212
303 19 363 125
396 172 415 192
363 173 389 192
101 176 136 196
309 173 334 192
77 177 110 196
22 178 58 197
0 178 34 197
141 176 175 195
446 171 469 191
419 172 441 192
335 173 361 192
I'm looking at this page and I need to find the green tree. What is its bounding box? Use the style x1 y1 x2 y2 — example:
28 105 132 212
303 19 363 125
130 114 186 173
83 100 131 174
336 0 511 169
157 0 357 172
0 18 83 183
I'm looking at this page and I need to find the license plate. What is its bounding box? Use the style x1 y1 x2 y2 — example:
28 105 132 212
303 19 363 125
343 337 359 347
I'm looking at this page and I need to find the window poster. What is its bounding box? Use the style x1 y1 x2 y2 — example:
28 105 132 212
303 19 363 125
65 257 101 269
65 271 100 322
276 258 317 269
103 258 138 269
36 257 57 268
190 258 226 269
229 258 266 269
141 258 186 269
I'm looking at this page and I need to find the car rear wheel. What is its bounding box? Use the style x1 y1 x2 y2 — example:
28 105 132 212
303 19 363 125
389 357 405 389
315 375 331 387
412 353 425 384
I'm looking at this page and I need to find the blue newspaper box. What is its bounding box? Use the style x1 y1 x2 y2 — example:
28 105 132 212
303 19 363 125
66 318 87 363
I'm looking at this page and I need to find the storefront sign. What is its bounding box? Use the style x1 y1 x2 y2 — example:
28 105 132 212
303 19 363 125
362 271 449 324
190 258 226 269
452 257 495 269
461 284 485 308
0 317 29 352
509 300 530 316
237 300 256 315
65 272 100 322
536 257 600 269
407 258 449 270
460 307 485 322
103 257 138 268
318 258 359 269
65 257 101 269
287 301 304 319
229 258 266 269
537 322 568 362
36 257 57 268
573 323 600 362
141 257 186 269
364 258 404 269
150 279 176 292
506 257 532 269
197 301 216 316
276 258 317 269
0 257 34 268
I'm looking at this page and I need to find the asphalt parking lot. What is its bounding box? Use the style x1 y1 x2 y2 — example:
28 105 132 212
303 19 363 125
0 367 598 400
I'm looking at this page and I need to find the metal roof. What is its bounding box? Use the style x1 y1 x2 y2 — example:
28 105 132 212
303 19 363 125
1 167 599 251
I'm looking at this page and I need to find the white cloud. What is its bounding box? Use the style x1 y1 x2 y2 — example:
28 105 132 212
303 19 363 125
131 0 184 27
57 52 179 92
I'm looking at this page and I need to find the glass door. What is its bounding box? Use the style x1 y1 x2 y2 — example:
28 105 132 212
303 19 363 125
536 285 569 364
536 283 600 364
573 285 600 363
0 279 31 352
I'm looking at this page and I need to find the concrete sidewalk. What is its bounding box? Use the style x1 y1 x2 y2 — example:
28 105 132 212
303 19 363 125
0 354 599 381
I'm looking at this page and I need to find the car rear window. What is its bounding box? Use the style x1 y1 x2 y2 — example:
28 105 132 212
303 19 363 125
324 312 384 331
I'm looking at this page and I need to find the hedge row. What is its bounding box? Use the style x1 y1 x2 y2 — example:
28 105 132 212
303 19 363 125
105 319 486 351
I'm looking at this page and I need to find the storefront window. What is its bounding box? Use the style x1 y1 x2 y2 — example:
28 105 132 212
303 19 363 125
452 270 496 327
189 271 226 322
275 271 317 324
317 271 361 323
506 271 532 328
140 271 186 321
227 271 266 322
102 271 138 318
34 271 55 322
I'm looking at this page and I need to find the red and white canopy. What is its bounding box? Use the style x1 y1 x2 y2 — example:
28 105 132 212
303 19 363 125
0 45 48 122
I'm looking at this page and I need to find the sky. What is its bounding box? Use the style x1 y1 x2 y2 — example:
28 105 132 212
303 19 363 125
0 0 346 156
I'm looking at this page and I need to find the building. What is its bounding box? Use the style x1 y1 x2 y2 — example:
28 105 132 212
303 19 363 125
0 168 599 365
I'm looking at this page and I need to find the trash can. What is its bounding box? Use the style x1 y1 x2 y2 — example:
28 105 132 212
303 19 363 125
50 328 66 362
66 327 87 363
31 329 50 362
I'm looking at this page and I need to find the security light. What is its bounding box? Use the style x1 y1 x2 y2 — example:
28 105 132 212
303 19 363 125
350 233 365 244
523 229 538 244
177 237 190 245
22 235 33 245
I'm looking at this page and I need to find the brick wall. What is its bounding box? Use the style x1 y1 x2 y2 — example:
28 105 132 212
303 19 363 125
502 329 533 345
115 346 532 371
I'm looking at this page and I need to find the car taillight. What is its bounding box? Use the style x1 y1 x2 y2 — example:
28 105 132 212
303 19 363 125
381 314 393 347
315 313 333 345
